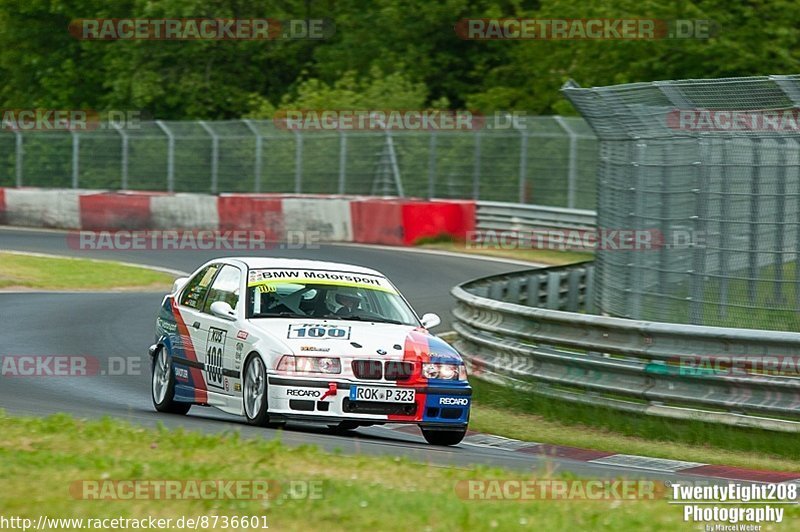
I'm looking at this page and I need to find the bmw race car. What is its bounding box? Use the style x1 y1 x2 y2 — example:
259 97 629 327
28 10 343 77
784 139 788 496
149 258 471 445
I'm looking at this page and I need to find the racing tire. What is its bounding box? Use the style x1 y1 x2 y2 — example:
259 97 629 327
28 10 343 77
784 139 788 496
421 428 467 446
243 354 285 428
151 348 191 415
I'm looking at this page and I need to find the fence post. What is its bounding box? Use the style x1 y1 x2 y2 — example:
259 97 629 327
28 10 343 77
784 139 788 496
472 130 482 199
112 123 129 190
14 131 22 187
553 116 578 209
199 121 219 193
242 119 263 193
155 120 175 192
689 137 711 325
385 129 404 197
338 130 347 194
427 132 437 199
293 130 303 193
516 126 528 203
71 131 80 189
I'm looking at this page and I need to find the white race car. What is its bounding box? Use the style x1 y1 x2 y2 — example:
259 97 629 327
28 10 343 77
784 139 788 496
149 257 471 445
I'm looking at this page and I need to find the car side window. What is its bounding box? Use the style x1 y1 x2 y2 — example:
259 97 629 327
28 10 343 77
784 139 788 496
180 264 220 310
203 265 241 314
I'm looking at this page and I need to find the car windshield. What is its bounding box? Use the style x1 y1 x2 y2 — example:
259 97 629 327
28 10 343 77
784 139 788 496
246 268 418 326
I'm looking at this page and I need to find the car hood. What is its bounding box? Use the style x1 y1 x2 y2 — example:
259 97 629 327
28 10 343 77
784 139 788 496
247 317 462 363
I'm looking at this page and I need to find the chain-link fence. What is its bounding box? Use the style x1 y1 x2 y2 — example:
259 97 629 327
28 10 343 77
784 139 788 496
0 117 598 209
564 75 800 331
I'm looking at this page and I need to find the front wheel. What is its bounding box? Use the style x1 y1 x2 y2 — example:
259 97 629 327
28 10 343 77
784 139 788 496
421 427 466 446
243 355 270 426
151 348 191 415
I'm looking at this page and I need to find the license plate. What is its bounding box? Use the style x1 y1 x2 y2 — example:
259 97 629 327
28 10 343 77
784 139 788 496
350 386 416 403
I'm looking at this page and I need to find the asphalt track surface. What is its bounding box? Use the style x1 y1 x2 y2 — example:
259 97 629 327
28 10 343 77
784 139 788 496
0 227 728 483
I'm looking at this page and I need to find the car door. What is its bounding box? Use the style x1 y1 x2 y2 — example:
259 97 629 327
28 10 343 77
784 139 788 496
196 264 243 396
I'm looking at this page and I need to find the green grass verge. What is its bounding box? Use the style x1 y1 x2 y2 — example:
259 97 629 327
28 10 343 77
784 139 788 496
0 411 715 531
469 378 800 473
0 252 175 290
414 240 593 266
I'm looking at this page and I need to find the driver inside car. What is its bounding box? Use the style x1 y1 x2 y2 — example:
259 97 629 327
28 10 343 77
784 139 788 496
333 290 363 316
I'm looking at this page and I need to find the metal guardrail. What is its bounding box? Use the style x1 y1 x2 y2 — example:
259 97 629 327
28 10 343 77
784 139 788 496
476 201 597 231
451 262 800 432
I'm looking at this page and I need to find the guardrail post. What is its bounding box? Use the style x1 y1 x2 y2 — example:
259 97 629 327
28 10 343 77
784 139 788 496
242 119 263 193
198 121 219 193
112 123 129 190
506 277 521 303
546 271 561 309
525 273 541 307
294 130 303 193
338 130 347 195
567 269 581 311
584 265 595 313
14 131 23 187
155 120 175 192
71 131 80 189
554 116 578 209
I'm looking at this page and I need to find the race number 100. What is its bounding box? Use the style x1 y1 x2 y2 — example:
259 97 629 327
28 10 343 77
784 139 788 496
288 324 351 340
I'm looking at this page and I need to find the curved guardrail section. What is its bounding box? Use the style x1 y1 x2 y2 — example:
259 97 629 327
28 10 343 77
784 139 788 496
451 262 800 432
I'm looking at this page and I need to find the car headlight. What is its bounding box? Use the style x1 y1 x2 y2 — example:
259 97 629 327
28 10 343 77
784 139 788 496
277 355 341 374
422 363 466 380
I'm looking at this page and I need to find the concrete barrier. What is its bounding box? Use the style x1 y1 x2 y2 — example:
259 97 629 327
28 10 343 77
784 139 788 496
4 188 84 229
150 193 219 230
0 188 475 247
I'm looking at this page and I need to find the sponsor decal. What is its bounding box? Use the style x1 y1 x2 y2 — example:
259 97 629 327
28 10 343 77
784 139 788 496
234 383 242 392
174 367 189 381
247 268 396 293
319 383 337 401
286 389 321 398
205 327 226 390
236 330 248 340
439 397 470 406
234 342 244 371
300 346 331 352
376 349 387 356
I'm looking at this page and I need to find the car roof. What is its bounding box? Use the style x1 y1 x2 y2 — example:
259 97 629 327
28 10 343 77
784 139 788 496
221 257 386 277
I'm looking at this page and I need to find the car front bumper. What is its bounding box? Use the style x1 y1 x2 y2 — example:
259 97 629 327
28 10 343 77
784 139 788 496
267 376 471 426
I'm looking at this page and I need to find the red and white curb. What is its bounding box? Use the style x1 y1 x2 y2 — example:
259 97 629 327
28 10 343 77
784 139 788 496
384 425 800 483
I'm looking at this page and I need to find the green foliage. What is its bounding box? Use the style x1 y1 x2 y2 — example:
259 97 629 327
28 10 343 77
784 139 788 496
1 0 799 117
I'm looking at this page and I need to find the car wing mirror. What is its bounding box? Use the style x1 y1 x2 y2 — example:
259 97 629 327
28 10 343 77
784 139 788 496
420 313 441 329
210 301 237 321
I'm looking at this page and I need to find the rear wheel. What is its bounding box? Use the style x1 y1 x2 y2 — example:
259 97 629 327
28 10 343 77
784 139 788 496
151 348 191 415
421 427 466 446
